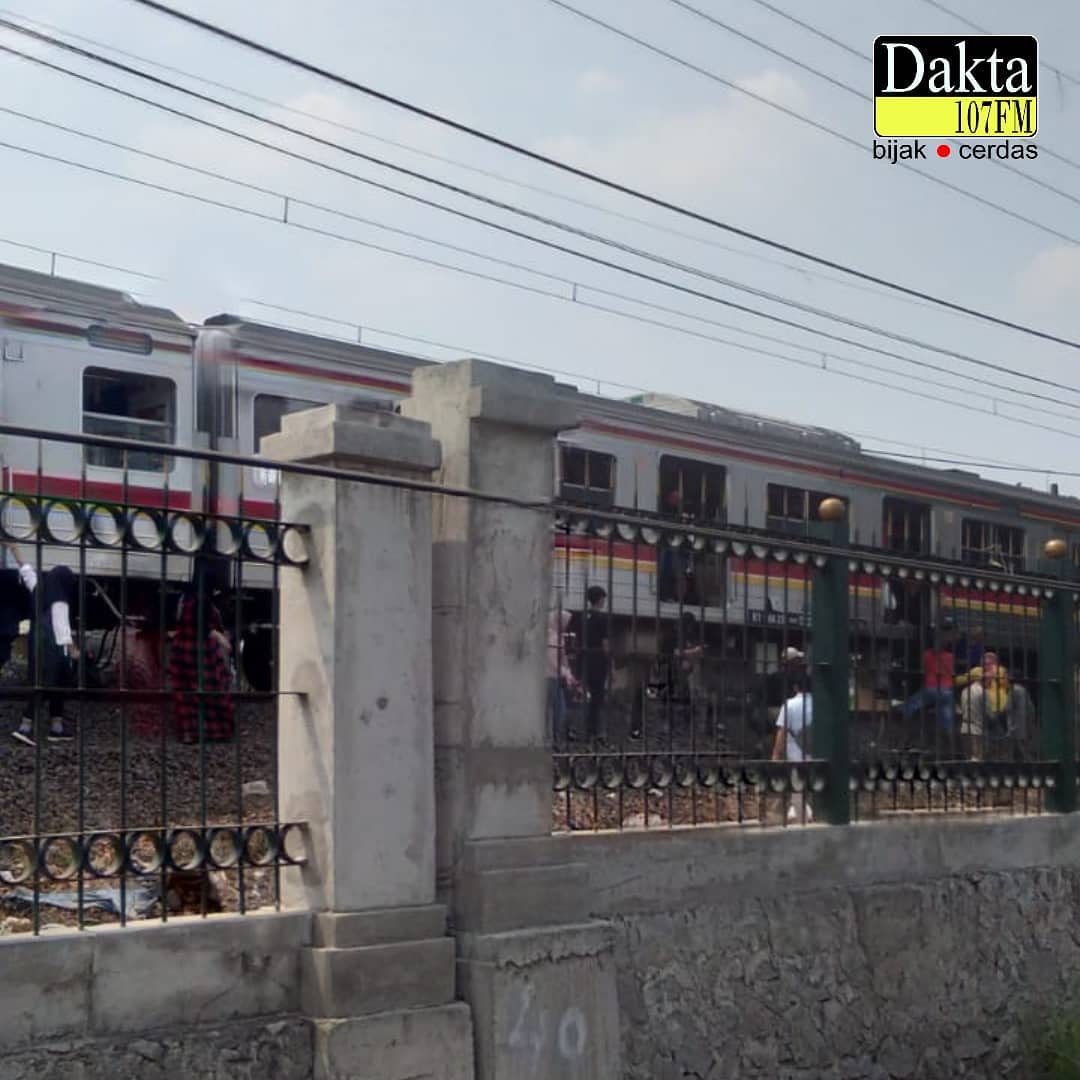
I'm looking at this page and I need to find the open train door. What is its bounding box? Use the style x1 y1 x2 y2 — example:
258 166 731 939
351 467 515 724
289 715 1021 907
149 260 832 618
195 322 276 691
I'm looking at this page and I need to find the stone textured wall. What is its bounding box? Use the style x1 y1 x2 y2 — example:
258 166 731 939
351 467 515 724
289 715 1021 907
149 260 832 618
573 817 1080 1080
0 1015 312 1080
615 867 1080 1078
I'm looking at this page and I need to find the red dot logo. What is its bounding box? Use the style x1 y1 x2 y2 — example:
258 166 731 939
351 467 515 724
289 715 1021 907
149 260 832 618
937 144 951 158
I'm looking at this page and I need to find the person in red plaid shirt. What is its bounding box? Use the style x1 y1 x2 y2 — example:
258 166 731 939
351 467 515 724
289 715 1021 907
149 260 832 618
168 591 235 744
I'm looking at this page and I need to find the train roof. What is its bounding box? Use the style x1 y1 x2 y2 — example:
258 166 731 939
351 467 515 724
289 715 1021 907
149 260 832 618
575 385 1080 520
0 261 188 334
207 318 1079 518
624 393 863 453
203 314 436 378
2 262 1074 521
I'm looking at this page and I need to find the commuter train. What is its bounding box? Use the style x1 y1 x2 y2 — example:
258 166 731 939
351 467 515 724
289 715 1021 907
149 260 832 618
0 261 1073 686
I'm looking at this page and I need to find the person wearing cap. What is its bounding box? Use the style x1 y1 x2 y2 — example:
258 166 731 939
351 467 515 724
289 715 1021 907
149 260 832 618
762 645 809 727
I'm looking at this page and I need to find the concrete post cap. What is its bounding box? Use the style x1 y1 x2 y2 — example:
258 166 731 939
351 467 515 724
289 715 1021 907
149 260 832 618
260 403 442 474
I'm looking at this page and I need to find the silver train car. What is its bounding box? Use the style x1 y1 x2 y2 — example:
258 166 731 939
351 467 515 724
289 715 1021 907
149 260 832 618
0 261 1074 664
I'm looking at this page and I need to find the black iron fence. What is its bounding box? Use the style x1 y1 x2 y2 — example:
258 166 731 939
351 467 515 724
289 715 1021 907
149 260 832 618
0 426 308 934
550 504 1075 832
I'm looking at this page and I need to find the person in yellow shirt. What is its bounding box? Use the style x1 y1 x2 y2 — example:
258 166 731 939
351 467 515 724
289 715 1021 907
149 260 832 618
956 651 1035 760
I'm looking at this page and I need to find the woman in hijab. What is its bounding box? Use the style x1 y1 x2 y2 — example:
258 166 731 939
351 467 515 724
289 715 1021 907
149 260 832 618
168 590 235 744
9 556 78 746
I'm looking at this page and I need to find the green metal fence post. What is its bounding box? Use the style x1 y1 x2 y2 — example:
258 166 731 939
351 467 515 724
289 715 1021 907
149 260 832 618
1039 540 1076 813
810 499 851 825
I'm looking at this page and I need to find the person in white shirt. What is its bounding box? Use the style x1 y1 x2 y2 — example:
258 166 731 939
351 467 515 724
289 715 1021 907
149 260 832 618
771 690 813 823
6 546 78 746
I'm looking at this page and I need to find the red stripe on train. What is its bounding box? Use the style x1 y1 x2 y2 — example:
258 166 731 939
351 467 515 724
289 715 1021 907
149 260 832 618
8 473 278 520
553 537 1042 608
228 352 411 393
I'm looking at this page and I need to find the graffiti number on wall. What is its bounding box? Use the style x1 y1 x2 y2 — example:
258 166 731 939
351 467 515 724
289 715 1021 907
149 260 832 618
507 983 588 1072
557 1006 587 1059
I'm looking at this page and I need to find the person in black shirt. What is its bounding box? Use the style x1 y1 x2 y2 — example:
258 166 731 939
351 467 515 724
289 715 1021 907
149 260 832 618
579 586 610 740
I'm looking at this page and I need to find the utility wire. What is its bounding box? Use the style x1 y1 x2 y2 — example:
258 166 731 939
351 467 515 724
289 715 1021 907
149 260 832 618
664 0 1080 205
744 0 1080 175
0 234 158 279
119 0 1080 351
741 0 865 62
917 0 1080 87
6 135 1080 445
3 38 1078 408
6 100 1067 413
238 294 1080 438
3 95 1078 415
0 230 1064 480
267 301 1080 478
0 36 996 371
872 451 1080 477
0 4 943 310
553 0 1080 225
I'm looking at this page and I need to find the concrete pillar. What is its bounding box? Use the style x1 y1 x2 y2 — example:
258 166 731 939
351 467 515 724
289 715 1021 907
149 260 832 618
263 404 474 1080
402 362 578 888
404 362 621 1080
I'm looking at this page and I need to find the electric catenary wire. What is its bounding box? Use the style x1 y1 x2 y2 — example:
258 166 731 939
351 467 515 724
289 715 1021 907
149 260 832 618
662 0 1080 206
0 34 1001 371
4 37 1079 409
4 90 1079 416
743 0 1080 176
118 0 1080 352
917 0 1080 88
6 135 1080 446
0 4 943 310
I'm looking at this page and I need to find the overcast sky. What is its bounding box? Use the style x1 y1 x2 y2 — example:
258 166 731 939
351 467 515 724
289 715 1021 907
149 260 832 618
1 0 1079 494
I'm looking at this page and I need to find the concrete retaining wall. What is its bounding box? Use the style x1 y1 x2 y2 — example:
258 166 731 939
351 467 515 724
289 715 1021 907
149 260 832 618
568 816 1080 1078
0 1016 312 1080
0 912 312 1079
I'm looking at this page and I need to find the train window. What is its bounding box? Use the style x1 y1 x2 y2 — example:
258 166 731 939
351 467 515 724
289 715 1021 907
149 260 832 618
86 324 153 356
559 446 615 508
765 484 841 532
253 394 324 446
659 456 725 524
883 497 931 555
961 519 1025 573
83 367 175 471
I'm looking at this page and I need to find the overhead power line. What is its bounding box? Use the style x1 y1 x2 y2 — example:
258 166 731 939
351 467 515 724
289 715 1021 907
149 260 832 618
6 135 1080 450
743 0 1080 175
4 88 1080 416
872 452 1080 477
0 34 1002 375
119 0 1080 353
4 37 1080 414
741 0 865 62
0 233 158 279
552 0 1080 226
0 230 1066 481
917 0 1080 87
239 296 1080 479
663 0 1080 204
0 5 941 310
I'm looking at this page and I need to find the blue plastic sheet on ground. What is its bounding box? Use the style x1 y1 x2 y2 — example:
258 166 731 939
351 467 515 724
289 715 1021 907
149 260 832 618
6 881 159 918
